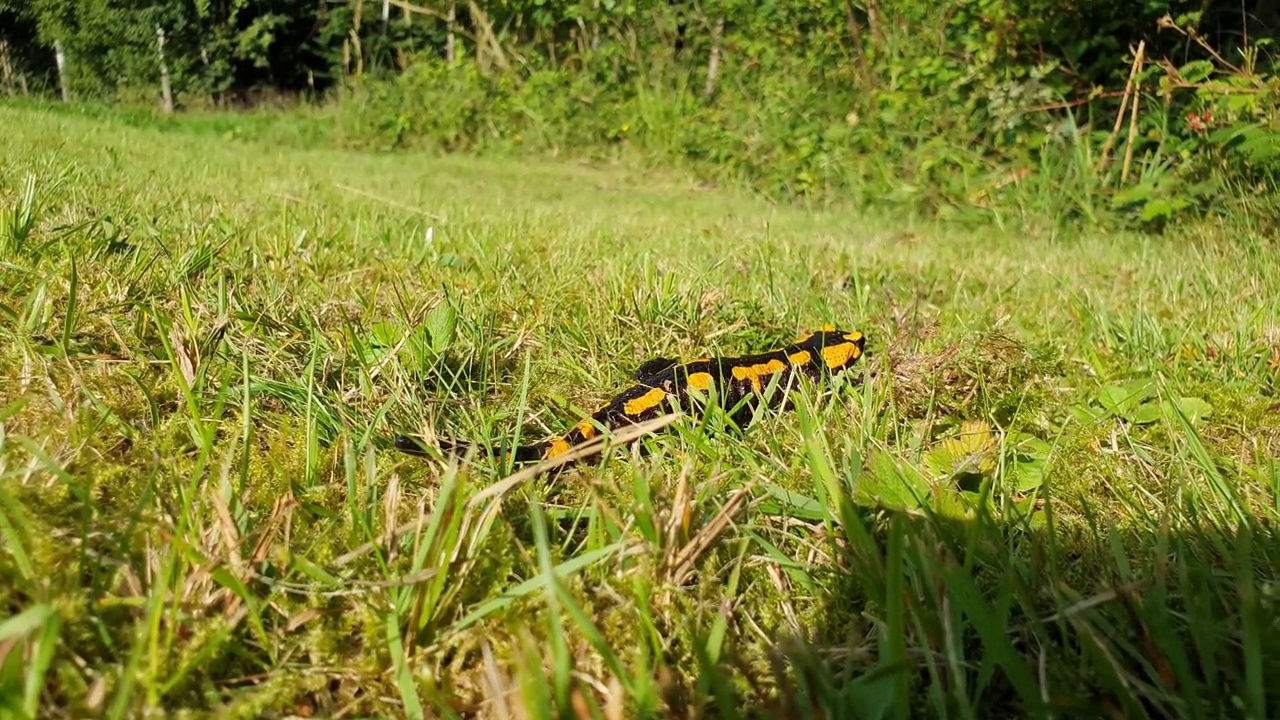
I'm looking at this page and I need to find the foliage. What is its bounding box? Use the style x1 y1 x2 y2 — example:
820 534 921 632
326 0 1280 228
4 0 349 104
2 0 1277 227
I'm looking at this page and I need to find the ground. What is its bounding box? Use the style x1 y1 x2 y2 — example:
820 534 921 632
1 104 1277 720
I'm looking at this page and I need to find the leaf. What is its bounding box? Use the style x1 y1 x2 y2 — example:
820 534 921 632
930 485 975 521
424 301 457 355
843 667 899 720
451 543 624 633
1070 403 1103 425
1177 59 1215 83
1235 130 1280 163
1110 182 1154 209
1206 123 1252 146
1129 401 1163 425
1012 461 1046 493
925 419 996 477
1007 433 1050 492
1168 396 1213 423
369 322 402 348
385 612 425 720
1009 433 1051 460
1096 380 1154 414
360 323 402 365
860 451 930 511
758 484 826 520
0 603 55 641
1140 197 1189 223
1094 385 1128 413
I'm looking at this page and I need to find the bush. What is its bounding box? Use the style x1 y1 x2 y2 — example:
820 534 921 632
8 0 1277 230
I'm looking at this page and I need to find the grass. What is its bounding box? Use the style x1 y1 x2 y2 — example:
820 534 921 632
0 101 1278 720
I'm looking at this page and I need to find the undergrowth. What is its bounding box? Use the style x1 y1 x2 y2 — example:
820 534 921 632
329 14 1280 234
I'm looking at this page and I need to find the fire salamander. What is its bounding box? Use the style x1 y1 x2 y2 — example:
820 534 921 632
394 326 866 465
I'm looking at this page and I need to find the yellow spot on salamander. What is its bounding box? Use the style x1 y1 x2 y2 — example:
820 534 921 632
788 350 812 367
623 387 667 416
731 358 787 391
843 331 863 343
546 437 572 458
687 372 713 391
575 419 597 440
821 342 861 370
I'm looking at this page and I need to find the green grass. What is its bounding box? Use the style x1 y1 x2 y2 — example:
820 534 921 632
1 102 1278 719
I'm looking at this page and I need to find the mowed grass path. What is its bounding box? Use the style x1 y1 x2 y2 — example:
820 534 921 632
1 104 1278 719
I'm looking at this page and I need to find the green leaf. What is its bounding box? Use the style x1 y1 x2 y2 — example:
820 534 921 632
1169 396 1212 423
1094 386 1126 411
1010 434 1051 460
1235 129 1280 163
385 612 424 720
1177 60 1215 83
1069 403 1103 425
1096 380 1154 414
1110 182 1154 208
845 666 899 720
1013 461 1046 493
1129 401 1163 425
1140 197 1189 223
424 301 457 355
0 603 55 641
758 483 826 520
369 321 402 348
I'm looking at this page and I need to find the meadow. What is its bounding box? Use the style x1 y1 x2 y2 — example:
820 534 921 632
1 103 1278 719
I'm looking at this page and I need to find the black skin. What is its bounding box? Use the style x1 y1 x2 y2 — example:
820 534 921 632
394 328 867 465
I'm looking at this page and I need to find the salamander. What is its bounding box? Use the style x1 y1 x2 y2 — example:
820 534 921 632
394 325 866 465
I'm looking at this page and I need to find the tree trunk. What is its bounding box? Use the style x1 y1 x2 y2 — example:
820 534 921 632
467 0 510 72
351 0 364 76
446 0 456 63
54 40 69 102
0 40 12 96
156 26 175 114
865 0 884 46
842 0 872 86
704 16 724 98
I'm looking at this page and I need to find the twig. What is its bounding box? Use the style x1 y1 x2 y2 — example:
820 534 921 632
1157 14 1256 83
1012 579 1147 631
332 413 684 568
335 183 444 221
467 0 511 72
1026 90 1128 113
386 0 478 45
1155 58 1264 95
665 484 757 586
1096 40 1144 177
467 413 683 512
1120 64 1143 185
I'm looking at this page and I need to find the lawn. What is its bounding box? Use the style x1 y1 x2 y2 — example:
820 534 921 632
1 103 1278 719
